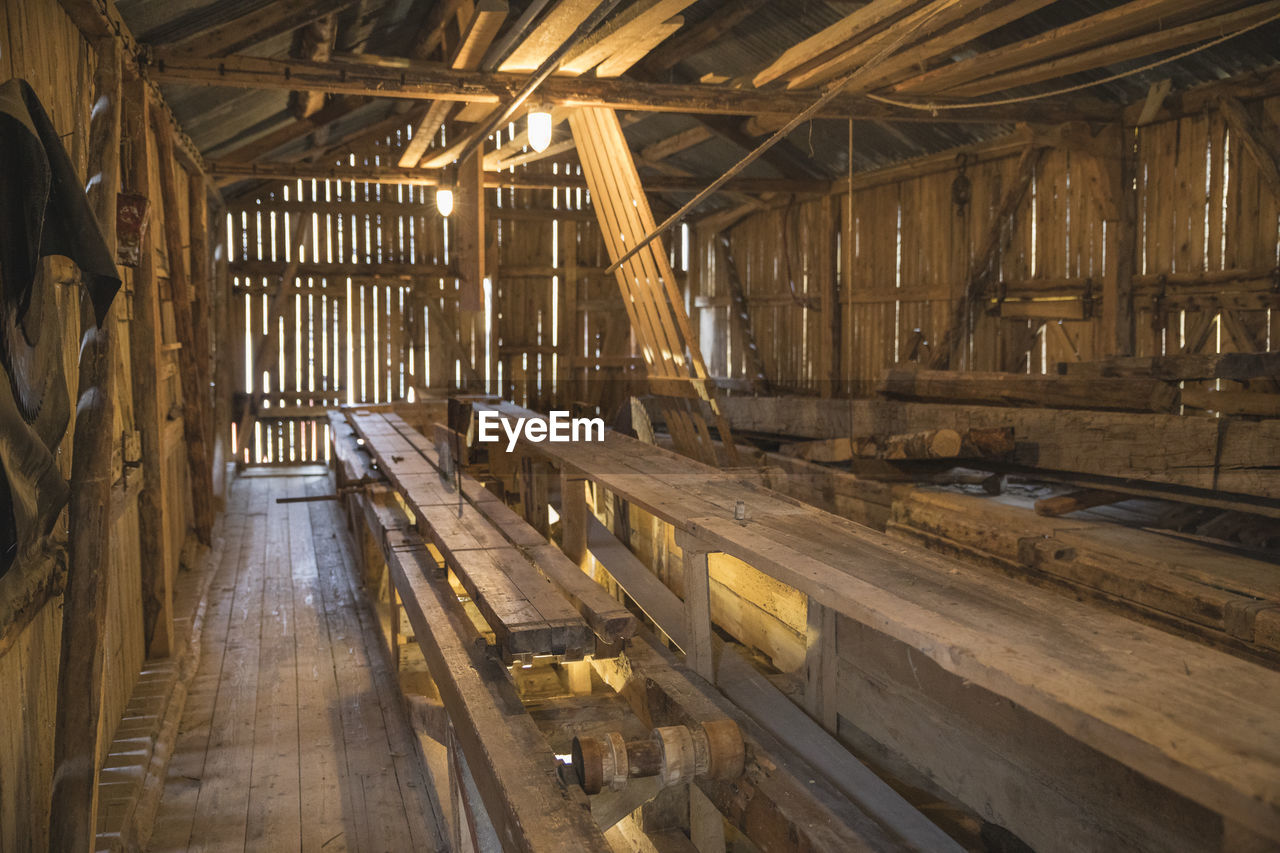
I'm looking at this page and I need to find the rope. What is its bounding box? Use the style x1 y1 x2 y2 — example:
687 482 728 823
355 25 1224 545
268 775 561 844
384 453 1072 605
866 10 1280 112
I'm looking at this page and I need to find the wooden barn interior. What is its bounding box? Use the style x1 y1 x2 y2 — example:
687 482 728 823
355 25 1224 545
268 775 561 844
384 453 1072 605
3 0 1280 851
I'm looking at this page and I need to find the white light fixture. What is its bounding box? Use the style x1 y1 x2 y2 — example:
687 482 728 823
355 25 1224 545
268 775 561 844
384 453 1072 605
435 186 454 217
527 105 553 153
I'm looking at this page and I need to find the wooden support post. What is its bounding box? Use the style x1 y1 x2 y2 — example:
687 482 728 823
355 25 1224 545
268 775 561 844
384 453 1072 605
560 466 588 568
185 170 215 477
50 35 120 853
675 530 714 682
151 107 216 544
689 786 726 853
455 146 486 313
1108 128 1137 356
804 597 837 731
565 660 593 695
124 73 175 657
211 198 232 501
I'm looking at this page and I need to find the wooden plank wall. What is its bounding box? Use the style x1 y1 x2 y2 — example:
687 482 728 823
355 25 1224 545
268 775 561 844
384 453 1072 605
228 129 631 464
700 99 1280 394
0 0 202 849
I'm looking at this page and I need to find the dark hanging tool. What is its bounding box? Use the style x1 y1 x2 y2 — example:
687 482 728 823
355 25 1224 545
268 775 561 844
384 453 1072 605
952 152 972 217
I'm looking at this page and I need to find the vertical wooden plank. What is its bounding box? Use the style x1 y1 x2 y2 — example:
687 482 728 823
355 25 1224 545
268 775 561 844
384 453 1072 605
804 597 837 732
51 35 121 853
123 72 174 656
675 533 714 682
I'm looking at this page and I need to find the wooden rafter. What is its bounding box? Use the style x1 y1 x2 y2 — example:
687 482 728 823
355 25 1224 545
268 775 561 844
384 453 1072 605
208 159 828 194
752 0 919 88
399 0 508 168
892 0 1215 95
837 0 1062 94
148 0 355 58
148 52 1115 123
946 2 1280 97
783 0 988 91
638 0 770 75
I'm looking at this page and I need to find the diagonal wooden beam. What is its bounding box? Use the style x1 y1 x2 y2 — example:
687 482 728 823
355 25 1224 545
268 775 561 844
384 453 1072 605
784 0 988 91
930 144 1045 369
947 2 1280 97
752 0 920 88
893 0 1215 95
1218 95 1280 196
639 125 714 162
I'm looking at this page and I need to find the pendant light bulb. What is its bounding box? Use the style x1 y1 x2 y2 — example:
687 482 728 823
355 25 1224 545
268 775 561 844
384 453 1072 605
436 187 454 217
528 108 553 153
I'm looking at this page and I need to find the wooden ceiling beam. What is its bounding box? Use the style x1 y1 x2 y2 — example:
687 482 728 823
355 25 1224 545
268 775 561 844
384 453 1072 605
499 0 604 72
892 0 1219 96
149 0 355 58
206 159 829 194
947 2 1280 98
213 95 368 162
149 52 1114 123
558 0 695 75
399 0 508 167
837 0 1062 94
752 0 921 88
783 0 986 91
639 125 714 162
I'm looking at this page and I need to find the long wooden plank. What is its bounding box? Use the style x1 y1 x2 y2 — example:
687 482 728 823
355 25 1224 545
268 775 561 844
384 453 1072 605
382 415 638 645
371 509 611 851
348 412 593 656
948 3 1280 97
893 0 1215 95
878 368 1180 412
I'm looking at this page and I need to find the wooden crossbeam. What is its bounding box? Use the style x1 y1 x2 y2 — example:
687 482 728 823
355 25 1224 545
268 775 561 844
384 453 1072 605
148 52 1112 123
206 159 830 194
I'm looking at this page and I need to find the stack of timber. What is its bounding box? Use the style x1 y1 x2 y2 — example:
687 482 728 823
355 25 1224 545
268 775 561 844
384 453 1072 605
889 489 1280 663
472 401 1280 852
716 396 1280 514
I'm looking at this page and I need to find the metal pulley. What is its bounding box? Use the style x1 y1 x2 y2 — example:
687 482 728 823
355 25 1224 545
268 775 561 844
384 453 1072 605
571 719 745 795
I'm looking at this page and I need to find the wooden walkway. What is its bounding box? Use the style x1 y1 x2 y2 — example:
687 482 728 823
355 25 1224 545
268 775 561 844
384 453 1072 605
149 467 446 852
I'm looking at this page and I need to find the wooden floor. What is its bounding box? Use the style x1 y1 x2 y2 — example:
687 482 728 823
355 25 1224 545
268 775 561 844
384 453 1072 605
150 467 446 852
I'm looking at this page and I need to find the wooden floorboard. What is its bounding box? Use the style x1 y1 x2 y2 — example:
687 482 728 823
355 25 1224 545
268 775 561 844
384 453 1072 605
149 468 444 852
